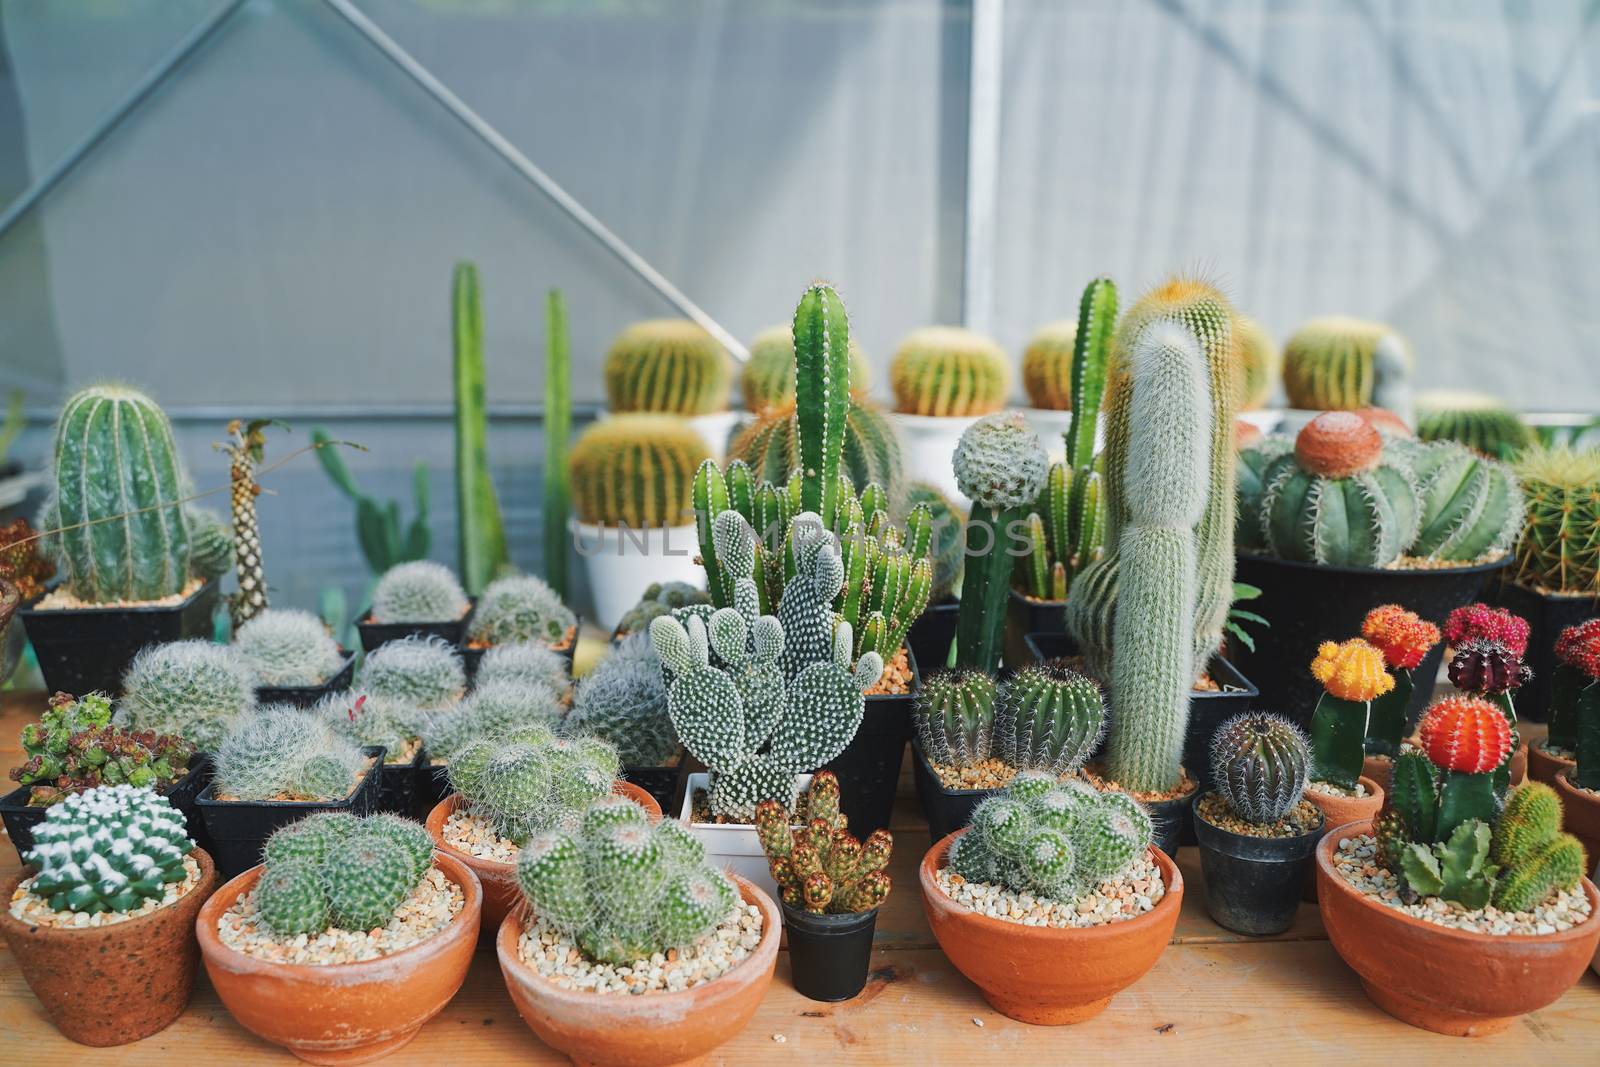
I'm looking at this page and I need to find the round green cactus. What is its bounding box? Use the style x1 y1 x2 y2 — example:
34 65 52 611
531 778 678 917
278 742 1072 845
994 663 1106 776
913 671 998 768
256 859 330 936
889 326 1009 417
614 582 712 638
119 639 256 751
468 574 576 648
262 811 362 868
1513 445 1600 595
1210 712 1310 825
370 561 469 624
360 812 437 883
729 397 905 498
471 742 554 841
476 640 572 693
24 785 193 915
742 323 872 414
1416 392 1533 459
569 415 708 528
323 834 417 930
604 319 731 415
568 633 679 768
186 506 235 582
1392 438 1524 562
213 704 365 802
356 635 466 709
1020 320 1077 411
1281 317 1412 412
235 608 345 688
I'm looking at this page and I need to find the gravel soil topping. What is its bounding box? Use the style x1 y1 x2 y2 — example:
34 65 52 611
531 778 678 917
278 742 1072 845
10 856 203 928
1307 779 1369 799
32 576 206 611
1562 771 1600 799
516 901 764 994
217 865 464 965
864 646 914 696
930 758 1016 791
385 737 423 765
442 809 518 863
1540 740 1576 760
934 852 1165 928
1332 834 1593 935
1196 794 1321 838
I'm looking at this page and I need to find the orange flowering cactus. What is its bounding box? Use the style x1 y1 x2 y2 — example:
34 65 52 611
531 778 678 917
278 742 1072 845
1309 637 1394 790
1310 639 1395 702
1360 605 1441 756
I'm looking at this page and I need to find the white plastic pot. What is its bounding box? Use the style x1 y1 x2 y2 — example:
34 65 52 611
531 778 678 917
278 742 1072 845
1237 408 1285 436
686 410 745 464
571 520 704 633
894 412 980 508
680 772 810 901
1017 407 1074 459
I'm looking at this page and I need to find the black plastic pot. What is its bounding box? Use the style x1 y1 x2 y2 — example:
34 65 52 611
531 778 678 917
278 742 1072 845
1 754 214 863
196 746 385 877
1005 589 1065 672
1145 789 1191 861
461 637 577 686
1233 552 1509 725
622 762 686 815
412 758 451 822
1192 793 1323 936
252 649 357 708
911 736 996 844
824 647 920 835
20 578 220 698
1490 579 1597 723
906 598 957 675
373 744 424 815
355 605 470 652
782 902 880 1002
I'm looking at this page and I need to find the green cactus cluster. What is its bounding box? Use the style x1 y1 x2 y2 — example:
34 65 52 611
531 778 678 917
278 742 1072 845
474 640 571 695
890 326 1009 417
119 639 257 751
905 483 965 602
1489 782 1589 911
568 415 709 528
1209 713 1309 826
1416 392 1533 459
213 704 367 802
756 771 891 914
467 573 577 648
914 664 1103 778
516 795 737 965
743 323 871 413
913 671 998 768
24 785 194 915
730 397 905 501
356 635 466 710
614 581 711 638
447 726 619 844
256 811 435 937
234 608 346 688
419 678 563 764
11 692 194 805
604 319 731 416
1512 445 1600 595
567 633 679 768
1280 317 1413 417
948 773 1154 900
370 560 470 625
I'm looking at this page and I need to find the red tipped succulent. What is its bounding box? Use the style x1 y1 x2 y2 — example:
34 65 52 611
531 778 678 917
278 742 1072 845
1361 604 1441 670
1417 695 1513 774
1442 603 1529 657
1555 618 1600 680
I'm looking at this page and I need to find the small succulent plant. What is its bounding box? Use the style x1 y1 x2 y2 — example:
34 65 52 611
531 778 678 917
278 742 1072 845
369 560 470 624
468 573 577 648
24 785 193 914
1209 713 1310 826
614 582 711 638
756 772 891 914
255 811 436 937
118 639 256 751
314 691 421 765
566 633 679 768
213 705 368 802
11 692 193 806
355 635 465 710
235 608 346 688
418 677 563 765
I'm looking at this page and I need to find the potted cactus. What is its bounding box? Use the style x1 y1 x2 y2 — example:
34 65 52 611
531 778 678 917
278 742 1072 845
196 703 384 876
1277 316 1415 433
235 606 355 706
920 772 1181 1024
21 385 227 695
756 771 891 1001
497 794 779 1067
0 786 217 1045
889 325 1010 505
197 811 480 1062
463 572 578 678
1417 391 1533 457
1193 713 1323 935
1232 314 1282 432
355 633 467 711
1317 699 1600 1036
1551 617 1600 861
602 318 737 459
414 672 565 819
1357 604 1442 788
568 631 684 812
1535 617 1600 787
314 690 424 816
568 414 710 633
358 559 472 651
1303 636 1391 841
116 638 257 752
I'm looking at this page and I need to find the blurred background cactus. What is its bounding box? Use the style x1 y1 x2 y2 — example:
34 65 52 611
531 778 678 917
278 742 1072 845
1512 445 1600 594
1020 320 1076 410
474 641 571 694
568 415 708 528
613 582 711 638
311 429 432 576
452 262 511 596
467 573 576 647
370 560 470 624
24 786 194 915
604 319 732 415
743 323 871 414
1232 315 1279 411
234 608 345 688
543 289 572 600
730 398 904 501
1396 439 1524 562
419 677 562 764
1416 391 1533 459
212 704 367 801
890 326 1009 417
316 691 422 765
756 772 891 913
119 639 256 750
567 633 678 768
1280 317 1414 420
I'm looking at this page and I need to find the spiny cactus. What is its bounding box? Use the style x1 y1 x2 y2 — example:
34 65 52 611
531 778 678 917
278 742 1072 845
1443 601 1531 655
1489 781 1587 912
474 640 571 694
1416 695 1513 841
1512 445 1600 595
615 581 712 638
1360 604 1441 756
316 691 420 763
1551 618 1600 758
213 704 367 802
235 608 345 688
913 671 998 768
743 323 871 413
257 812 435 936
119 640 256 751
187 506 235 582
262 810 361 868
730 397 905 504
420 678 563 763
604 319 731 415
1234 436 1294 552
756 772 891 913
1233 315 1279 411
1391 439 1523 562
370 560 469 624
567 633 678 768
1448 639 1532 697
1416 392 1533 458
1065 278 1239 794
451 263 511 597
790 288 855 530
24 785 193 914
356 635 465 710
256 860 330 935
516 796 737 965
1210 713 1310 825
1020 320 1077 410
568 415 709 528
468 573 577 648
448 729 619 844
993 663 1105 777
1281 317 1413 416
1309 638 1394 789
323 834 418 930
905 482 965 602
890 326 1010 417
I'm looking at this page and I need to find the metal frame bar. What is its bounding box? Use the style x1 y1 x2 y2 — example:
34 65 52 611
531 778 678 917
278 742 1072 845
961 0 1004 336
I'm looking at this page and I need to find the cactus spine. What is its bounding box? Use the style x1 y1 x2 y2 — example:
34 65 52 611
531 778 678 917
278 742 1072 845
543 288 571 598
568 416 708 528
913 671 998 767
452 262 510 596
1512 446 1600 594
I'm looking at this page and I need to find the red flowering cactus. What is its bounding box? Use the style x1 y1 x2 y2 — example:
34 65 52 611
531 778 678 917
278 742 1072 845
1361 604 1441 670
1417 695 1513 774
1446 638 1532 696
1442 603 1529 657
1555 618 1600 680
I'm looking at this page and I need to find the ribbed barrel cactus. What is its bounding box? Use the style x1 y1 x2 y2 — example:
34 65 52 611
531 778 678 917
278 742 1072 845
889 326 1009 417
568 415 709 528
24 785 193 914
119 639 256 751
1390 438 1523 562
1416 392 1533 458
1210 713 1310 825
213 704 367 802
1281 317 1413 419
234 608 345 688
567 633 678 768
742 323 871 413
1233 315 1279 411
604 319 731 415
356 635 465 710
1020 320 1077 410
993 663 1106 777
1513 446 1600 595
467 574 576 648
913 671 998 768
370 560 469 624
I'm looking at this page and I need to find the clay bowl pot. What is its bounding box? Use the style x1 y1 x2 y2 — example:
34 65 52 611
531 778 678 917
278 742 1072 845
497 874 780 1066
1360 755 1394 795
1553 769 1600 867
197 851 482 1064
1528 741 1576 788
1315 819 1600 1036
918 830 1183 1024
426 782 661 937
0 848 216 1046
1302 776 1384 903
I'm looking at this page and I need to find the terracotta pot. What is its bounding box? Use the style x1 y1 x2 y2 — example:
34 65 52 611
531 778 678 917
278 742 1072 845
1315 819 1600 1036
197 851 482 1064
1302 776 1384 903
0 848 216 1046
497 874 780 1066
1508 739 1528 787
1553 769 1600 867
918 830 1183 1024
426 782 662 936
1528 740 1576 788
1360 755 1393 795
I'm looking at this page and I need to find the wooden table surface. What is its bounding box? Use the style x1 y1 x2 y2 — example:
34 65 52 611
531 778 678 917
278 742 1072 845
2 689 1597 1065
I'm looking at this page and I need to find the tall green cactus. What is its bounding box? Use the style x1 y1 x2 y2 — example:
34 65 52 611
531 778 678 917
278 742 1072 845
543 289 571 599
452 262 509 596
793 283 851 527
46 385 195 602
1065 278 1238 793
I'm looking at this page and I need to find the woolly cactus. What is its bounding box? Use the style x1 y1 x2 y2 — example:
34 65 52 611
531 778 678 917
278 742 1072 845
516 797 737 965
187 506 234 582
993 663 1105 776
742 323 871 413
1308 637 1394 789
257 812 434 936
1020 320 1077 410
889 326 1009 417
24 785 193 914
370 560 469 624
1512 446 1600 595
913 671 998 768
1233 315 1279 411
213 704 366 802
614 582 711 638
449 730 619 843
604 319 731 415
235 608 345 688
1416 392 1533 458
474 641 570 694
568 415 709 528
119 639 256 751
356 635 465 709
730 398 905 504
567 633 679 768
756 772 891 913
421 678 563 764
1392 439 1523 562
1066 278 1239 794
1210 713 1310 825
316 691 420 763
1281 317 1413 417
468 573 577 648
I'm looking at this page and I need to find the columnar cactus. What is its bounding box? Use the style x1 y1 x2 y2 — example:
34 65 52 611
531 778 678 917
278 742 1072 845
567 633 679 768
467 574 577 648
1416 392 1533 458
119 639 256 751
913 671 998 768
544 288 572 599
1281 317 1413 416
24 785 193 914
213 704 367 801
993 663 1106 777
218 418 276 627
256 811 435 937
1210 713 1310 825
355 635 465 710
568 415 709 528
1233 315 1279 411
1065 278 1240 794
756 772 892 913
1512 445 1600 595
370 561 469 624
1393 439 1523 562
604 319 731 415
1360 604 1441 756
1308 637 1394 789
889 326 1009 417
448 729 619 843
451 262 511 596
730 398 905 504
235 608 345 688
742 323 871 413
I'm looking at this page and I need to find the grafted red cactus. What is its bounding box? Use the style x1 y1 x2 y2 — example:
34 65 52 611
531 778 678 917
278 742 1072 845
1555 618 1600 680
1447 638 1532 696
1418 695 1513 774
1442 603 1530 657
1294 411 1384 478
1361 604 1441 670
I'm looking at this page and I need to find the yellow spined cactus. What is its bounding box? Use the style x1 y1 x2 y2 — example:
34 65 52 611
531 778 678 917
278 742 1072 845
1310 638 1396 702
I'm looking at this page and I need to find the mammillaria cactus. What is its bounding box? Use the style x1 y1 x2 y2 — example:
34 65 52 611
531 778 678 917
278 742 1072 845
448 729 619 844
256 812 436 937
756 772 891 913
614 582 711 638
742 323 871 413
1416 392 1533 458
1488 782 1587 911
1210 713 1310 826
567 633 678 768
468 573 577 648
119 640 256 750
1308 638 1394 789
24 785 193 914
1513 446 1600 595
11 692 193 805
187 506 235 582
568 415 709 528
1233 315 1279 411
1394 439 1524 562
913 671 998 768
234 608 346 688
993 663 1106 777
0 517 56 601
370 560 469 624
516 796 737 965
356 635 465 710
474 641 570 694
890 326 1009 418
213 704 367 802
315 691 420 763
1360 604 1441 756
1281 317 1413 418
420 678 562 764
603 319 731 415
